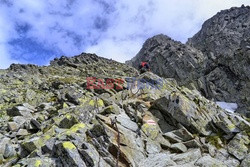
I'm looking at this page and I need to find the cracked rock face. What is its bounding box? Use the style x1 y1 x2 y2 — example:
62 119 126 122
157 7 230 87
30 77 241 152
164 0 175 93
126 34 206 89
188 6 250 117
127 6 250 117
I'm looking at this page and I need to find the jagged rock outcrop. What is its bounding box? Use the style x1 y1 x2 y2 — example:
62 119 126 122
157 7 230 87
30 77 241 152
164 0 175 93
126 6 250 117
0 53 249 166
126 34 206 88
188 5 250 117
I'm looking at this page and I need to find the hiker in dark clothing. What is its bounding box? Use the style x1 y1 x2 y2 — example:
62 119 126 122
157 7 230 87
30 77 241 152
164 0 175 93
139 62 150 74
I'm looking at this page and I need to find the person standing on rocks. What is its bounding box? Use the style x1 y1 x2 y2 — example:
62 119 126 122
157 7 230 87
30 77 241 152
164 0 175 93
139 61 150 74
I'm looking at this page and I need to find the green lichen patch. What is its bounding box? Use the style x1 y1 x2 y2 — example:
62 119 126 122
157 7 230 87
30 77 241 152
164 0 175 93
207 135 224 149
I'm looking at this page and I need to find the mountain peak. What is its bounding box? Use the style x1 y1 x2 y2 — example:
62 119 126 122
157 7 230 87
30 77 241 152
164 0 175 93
127 6 250 117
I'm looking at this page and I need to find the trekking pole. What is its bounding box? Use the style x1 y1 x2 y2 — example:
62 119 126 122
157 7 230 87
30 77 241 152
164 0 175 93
94 96 100 113
111 117 120 167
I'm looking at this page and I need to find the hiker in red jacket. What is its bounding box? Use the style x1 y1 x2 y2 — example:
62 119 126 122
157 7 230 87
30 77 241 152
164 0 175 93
139 62 150 74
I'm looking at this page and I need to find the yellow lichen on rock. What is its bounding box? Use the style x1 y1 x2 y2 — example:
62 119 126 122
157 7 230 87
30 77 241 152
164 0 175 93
88 99 104 107
208 135 224 149
62 141 76 149
227 123 236 131
89 100 95 106
43 135 51 140
141 123 159 140
66 114 71 119
79 98 88 106
69 123 86 133
0 89 7 94
63 102 69 108
97 99 104 107
35 160 41 167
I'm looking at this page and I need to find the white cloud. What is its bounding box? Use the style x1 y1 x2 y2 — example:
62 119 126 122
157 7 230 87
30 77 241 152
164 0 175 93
0 46 11 69
0 0 249 68
86 38 144 62
86 0 250 62
0 5 17 69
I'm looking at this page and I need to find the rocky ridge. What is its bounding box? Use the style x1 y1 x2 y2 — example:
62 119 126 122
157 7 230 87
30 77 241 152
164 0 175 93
0 53 249 166
188 5 250 116
126 6 250 117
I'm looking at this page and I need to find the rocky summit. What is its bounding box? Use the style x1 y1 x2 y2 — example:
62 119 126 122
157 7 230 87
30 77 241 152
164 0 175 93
126 6 250 117
0 7 250 167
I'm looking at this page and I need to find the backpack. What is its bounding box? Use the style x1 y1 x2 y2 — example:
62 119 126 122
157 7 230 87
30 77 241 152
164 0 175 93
141 62 147 67
140 62 149 74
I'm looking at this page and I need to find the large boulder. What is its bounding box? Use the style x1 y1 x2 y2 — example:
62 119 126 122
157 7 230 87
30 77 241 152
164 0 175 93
227 132 249 160
55 141 86 167
153 90 238 136
194 155 227 167
139 153 176 167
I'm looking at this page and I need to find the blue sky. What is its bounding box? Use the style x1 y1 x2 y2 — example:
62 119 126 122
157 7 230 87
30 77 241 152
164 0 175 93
0 0 249 69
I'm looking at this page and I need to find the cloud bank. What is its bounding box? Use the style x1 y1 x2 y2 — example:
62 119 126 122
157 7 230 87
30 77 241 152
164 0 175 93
0 0 249 69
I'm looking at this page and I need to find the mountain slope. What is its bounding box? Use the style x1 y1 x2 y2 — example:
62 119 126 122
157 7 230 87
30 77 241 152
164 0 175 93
0 53 249 166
